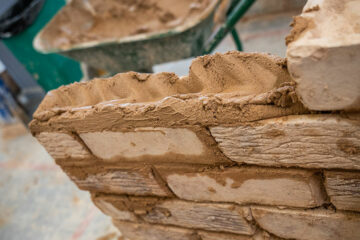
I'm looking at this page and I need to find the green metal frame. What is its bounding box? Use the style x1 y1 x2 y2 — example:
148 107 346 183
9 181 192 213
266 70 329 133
2 0 255 91
2 0 83 91
231 28 243 51
204 0 256 54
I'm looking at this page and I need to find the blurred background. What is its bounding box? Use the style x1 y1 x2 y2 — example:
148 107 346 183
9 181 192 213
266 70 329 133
0 0 305 239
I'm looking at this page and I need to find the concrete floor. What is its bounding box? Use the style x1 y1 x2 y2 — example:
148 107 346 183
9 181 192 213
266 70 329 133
0 122 121 240
0 10 301 240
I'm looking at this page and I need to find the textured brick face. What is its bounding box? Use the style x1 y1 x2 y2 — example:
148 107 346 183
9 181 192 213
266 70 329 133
35 132 90 160
162 167 326 208
113 221 260 240
251 207 360 240
141 200 255 235
94 196 255 236
93 198 137 221
325 171 360 212
79 128 205 160
113 221 198 240
64 167 171 197
210 115 360 169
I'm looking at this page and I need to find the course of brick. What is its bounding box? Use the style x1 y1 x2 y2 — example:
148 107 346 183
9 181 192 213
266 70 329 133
30 51 360 240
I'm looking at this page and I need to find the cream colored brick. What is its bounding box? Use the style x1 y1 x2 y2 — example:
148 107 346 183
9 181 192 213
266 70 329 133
286 0 360 111
163 167 325 208
96 196 255 235
141 200 255 235
113 221 274 240
113 221 197 240
198 231 252 240
79 128 204 160
325 171 360 212
64 167 171 197
77 126 230 165
93 197 137 221
252 206 360 240
198 230 280 240
36 132 90 159
211 115 360 170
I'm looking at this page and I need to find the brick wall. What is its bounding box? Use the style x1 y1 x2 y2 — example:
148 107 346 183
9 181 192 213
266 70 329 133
33 114 360 240
30 52 360 240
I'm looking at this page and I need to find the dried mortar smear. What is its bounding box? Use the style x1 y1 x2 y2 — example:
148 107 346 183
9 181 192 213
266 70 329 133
37 0 214 50
31 51 301 126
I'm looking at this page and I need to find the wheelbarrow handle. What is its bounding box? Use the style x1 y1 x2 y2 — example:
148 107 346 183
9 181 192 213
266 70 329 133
203 0 256 54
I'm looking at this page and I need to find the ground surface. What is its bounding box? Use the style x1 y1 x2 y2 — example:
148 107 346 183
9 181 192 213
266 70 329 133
0 122 121 240
0 10 299 240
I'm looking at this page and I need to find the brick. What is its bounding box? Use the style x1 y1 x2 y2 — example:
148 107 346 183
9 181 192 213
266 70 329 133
113 221 275 240
63 166 171 197
80 128 203 159
251 206 360 240
198 231 256 240
78 127 229 164
95 196 255 235
92 196 137 221
35 132 90 160
286 0 360 111
113 221 197 240
198 230 281 240
210 114 360 170
161 166 326 208
142 200 254 235
325 171 360 212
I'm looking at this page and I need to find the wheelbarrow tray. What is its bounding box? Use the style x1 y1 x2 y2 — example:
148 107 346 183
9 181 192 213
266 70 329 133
34 0 219 73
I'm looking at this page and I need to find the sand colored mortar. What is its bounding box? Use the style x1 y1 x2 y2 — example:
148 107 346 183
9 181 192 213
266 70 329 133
30 51 307 132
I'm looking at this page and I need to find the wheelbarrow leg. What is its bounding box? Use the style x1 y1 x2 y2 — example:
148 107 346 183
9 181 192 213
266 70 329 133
231 28 243 51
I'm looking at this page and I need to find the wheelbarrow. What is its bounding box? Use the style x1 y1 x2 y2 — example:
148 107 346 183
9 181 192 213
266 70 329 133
34 0 256 74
